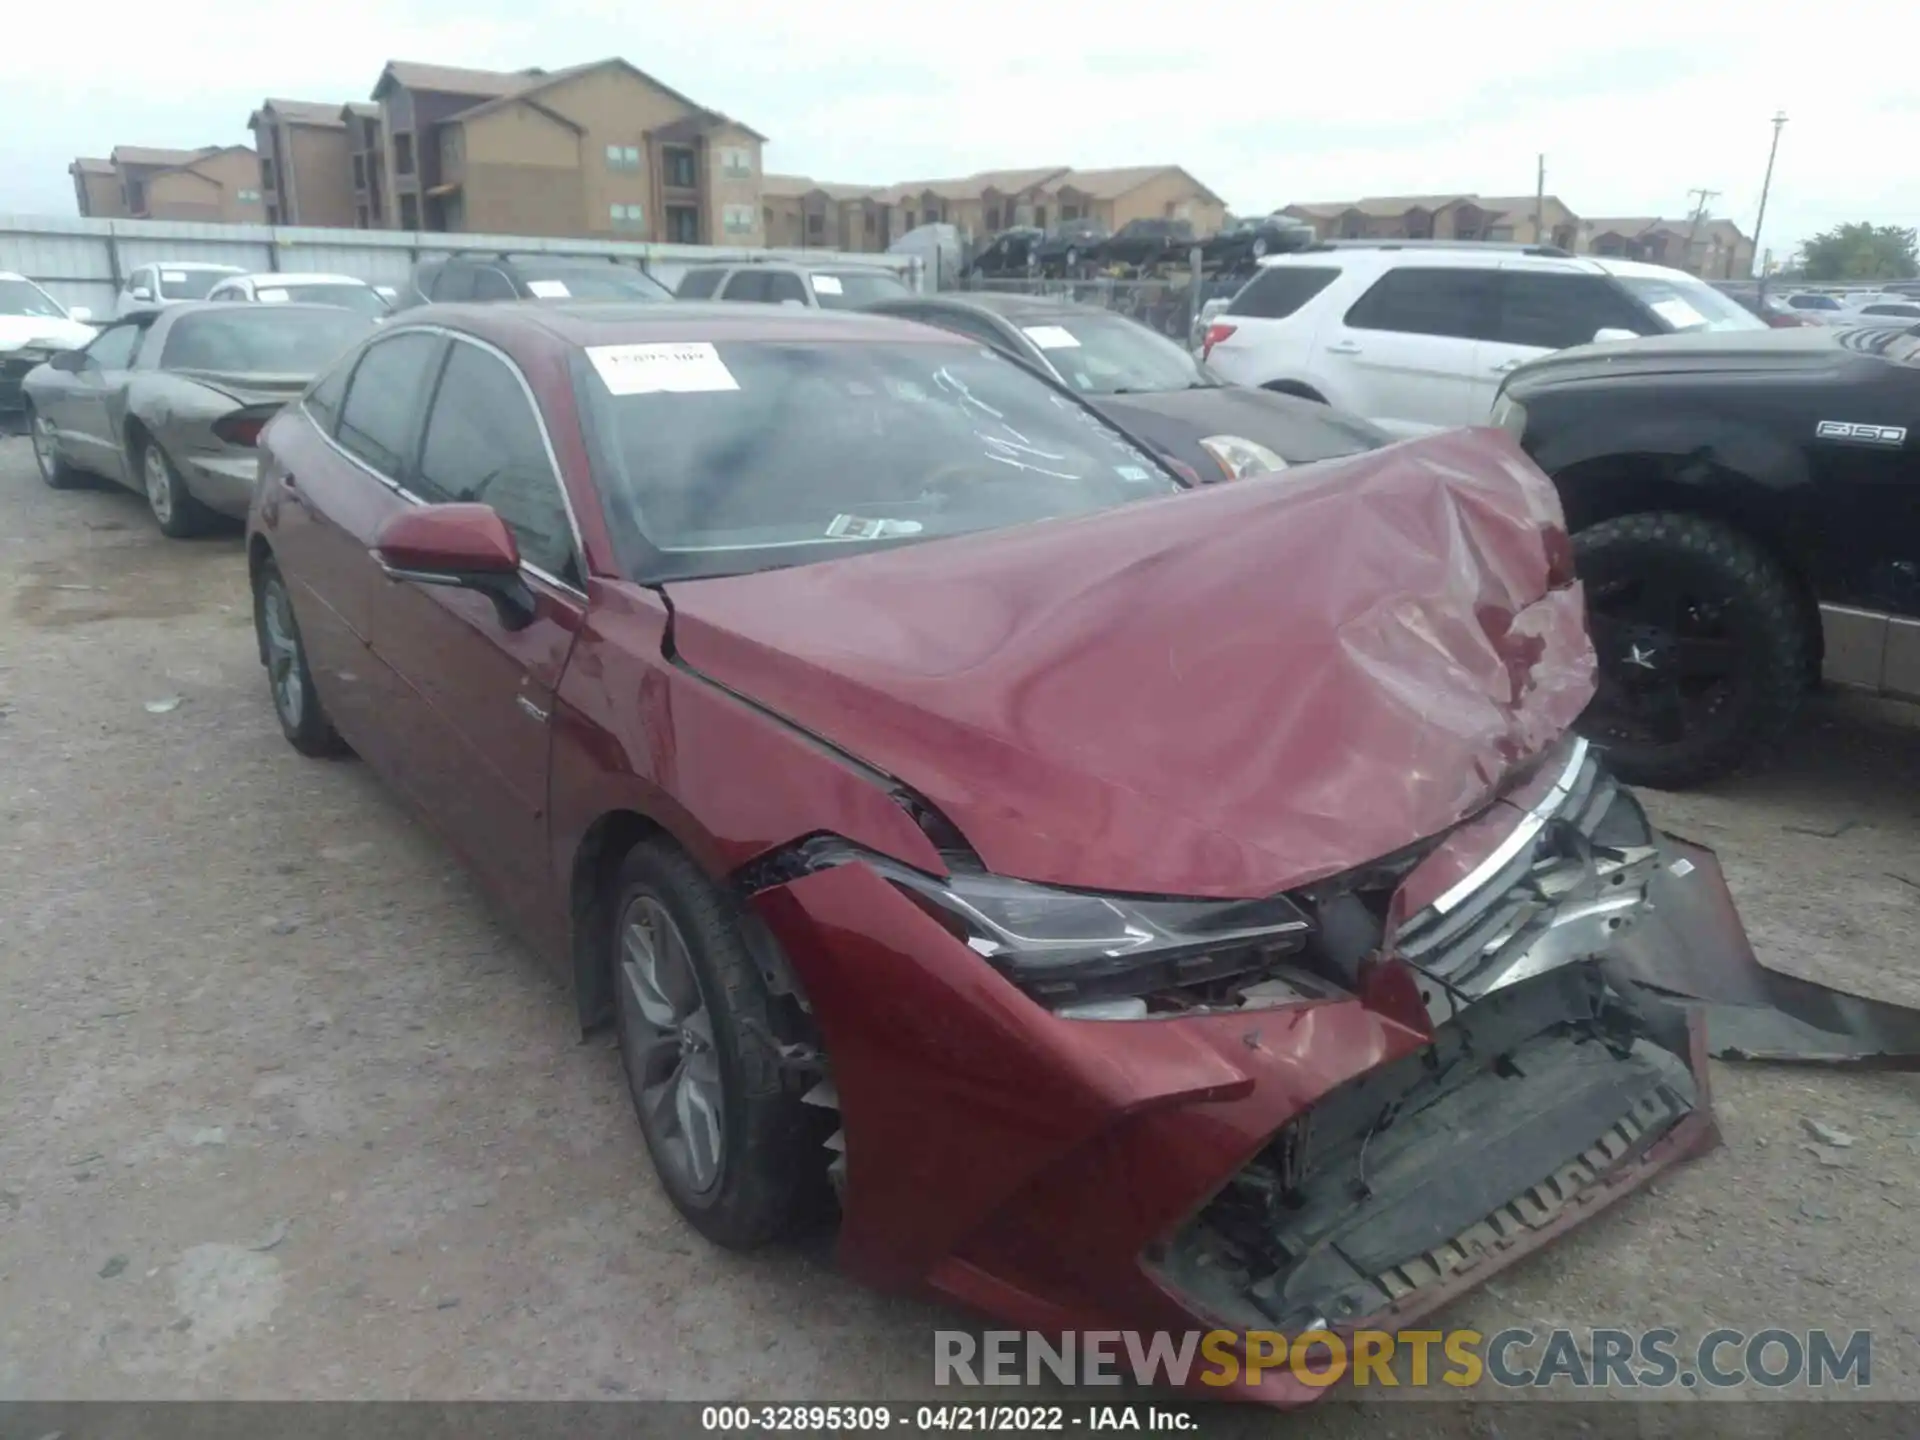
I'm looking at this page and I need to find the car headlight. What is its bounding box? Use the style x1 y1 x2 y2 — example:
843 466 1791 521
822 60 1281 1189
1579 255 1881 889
1489 392 1527 439
1198 434 1288 482
870 854 1311 1012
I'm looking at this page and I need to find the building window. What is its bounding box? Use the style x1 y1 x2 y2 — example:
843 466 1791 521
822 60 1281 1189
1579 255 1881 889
353 155 367 188
664 147 697 188
719 146 753 179
903 210 916 230
864 210 875 237
124 179 146 212
806 211 824 239
985 205 1000 230
399 193 419 229
261 158 275 188
1060 205 1079 222
265 204 279 225
394 133 415 176
666 205 699 243
362 117 380 148
722 203 755 236
605 144 641 171
610 203 646 231
1032 205 1045 228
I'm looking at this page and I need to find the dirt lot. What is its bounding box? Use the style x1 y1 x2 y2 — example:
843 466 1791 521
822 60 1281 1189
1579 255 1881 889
1 433 1917 1418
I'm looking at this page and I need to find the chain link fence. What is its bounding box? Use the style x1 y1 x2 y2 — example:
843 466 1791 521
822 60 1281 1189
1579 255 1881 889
959 257 1249 350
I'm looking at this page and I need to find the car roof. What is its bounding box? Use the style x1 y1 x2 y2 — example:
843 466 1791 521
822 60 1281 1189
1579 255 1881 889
148 261 246 272
685 260 901 275
242 272 368 286
406 300 968 349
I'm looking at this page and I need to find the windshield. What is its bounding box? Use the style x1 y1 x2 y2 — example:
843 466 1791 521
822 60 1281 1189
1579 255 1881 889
161 308 375 374
1614 276 1767 333
157 268 235 300
574 338 1183 582
518 264 672 302
268 283 390 317
808 270 910 310
1788 294 1842 311
0 277 67 319
1018 311 1215 395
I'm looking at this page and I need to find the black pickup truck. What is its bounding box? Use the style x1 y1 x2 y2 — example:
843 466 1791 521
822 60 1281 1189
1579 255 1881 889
1495 323 1920 788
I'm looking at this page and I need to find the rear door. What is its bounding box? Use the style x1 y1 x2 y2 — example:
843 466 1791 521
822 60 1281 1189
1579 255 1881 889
367 335 586 933
1322 264 1501 427
260 328 445 767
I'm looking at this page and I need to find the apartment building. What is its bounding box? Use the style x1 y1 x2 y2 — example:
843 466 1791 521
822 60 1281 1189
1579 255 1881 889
1283 193 1582 250
1279 194 1755 278
248 99 363 227
70 145 266 222
343 103 386 227
765 164 1228 252
369 57 766 243
69 158 125 218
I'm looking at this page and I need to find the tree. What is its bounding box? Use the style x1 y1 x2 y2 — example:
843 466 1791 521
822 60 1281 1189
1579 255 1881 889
1798 223 1919 281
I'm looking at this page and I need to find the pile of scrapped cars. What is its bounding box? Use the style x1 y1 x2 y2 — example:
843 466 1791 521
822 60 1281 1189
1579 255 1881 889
968 212 1316 283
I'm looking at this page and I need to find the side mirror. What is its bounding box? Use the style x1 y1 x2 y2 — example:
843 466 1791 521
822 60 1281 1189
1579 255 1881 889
50 349 88 373
371 503 536 630
1592 326 1639 344
130 288 154 302
69 305 94 322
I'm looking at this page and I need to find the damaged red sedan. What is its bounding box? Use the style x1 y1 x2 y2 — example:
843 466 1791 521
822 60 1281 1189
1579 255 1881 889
247 302 1918 1404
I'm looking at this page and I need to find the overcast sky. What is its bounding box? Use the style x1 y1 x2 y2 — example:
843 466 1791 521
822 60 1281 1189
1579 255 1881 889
5 0 1915 262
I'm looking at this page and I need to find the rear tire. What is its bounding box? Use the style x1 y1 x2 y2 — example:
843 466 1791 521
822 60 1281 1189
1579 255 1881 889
253 557 345 758
1574 511 1808 788
138 434 213 539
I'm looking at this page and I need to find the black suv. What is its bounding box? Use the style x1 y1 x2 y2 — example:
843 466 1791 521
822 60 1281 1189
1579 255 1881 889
397 254 672 308
1497 323 1920 786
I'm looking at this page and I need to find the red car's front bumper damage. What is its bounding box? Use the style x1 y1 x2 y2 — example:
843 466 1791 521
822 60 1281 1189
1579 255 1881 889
747 756 1876 1405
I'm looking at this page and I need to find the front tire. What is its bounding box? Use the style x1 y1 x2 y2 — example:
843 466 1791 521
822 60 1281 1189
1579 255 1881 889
1574 511 1808 788
253 557 344 757
27 403 78 488
610 837 826 1249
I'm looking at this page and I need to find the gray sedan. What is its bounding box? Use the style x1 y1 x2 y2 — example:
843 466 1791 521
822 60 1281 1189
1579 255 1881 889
23 302 373 536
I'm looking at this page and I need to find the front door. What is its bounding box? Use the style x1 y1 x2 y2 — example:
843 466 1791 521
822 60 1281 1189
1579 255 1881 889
64 321 147 482
368 335 587 939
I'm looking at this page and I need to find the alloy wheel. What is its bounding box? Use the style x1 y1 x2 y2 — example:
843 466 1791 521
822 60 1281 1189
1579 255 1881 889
259 575 305 728
617 894 725 1195
143 445 174 525
1583 571 1739 746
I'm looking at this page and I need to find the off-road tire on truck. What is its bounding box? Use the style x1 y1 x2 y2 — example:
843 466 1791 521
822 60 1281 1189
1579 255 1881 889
1573 511 1809 789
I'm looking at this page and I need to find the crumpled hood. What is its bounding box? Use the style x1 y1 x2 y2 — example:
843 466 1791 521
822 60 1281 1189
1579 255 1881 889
0 314 95 354
668 427 1596 899
1093 385 1391 467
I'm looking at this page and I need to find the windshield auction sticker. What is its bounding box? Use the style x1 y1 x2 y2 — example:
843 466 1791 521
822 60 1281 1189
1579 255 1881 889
588 341 740 395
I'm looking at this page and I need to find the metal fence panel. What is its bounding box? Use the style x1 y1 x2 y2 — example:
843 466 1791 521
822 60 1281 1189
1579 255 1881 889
0 214 923 316
962 267 1208 347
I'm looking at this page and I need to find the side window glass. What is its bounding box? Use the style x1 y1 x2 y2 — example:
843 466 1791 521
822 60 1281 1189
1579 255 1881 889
1497 273 1647 350
304 349 356 434
721 270 768 302
335 332 443 478
677 268 724 299
85 324 144 370
1227 266 1341 319
416 342 577 583
1343 268 1498 341
432 265 477 302
473 269 517 301
764 271 809 305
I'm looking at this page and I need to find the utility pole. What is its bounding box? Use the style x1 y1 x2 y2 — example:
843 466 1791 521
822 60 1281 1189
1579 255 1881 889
1534 154 1546 245
1685 187 1720 275
1750 110 1788 280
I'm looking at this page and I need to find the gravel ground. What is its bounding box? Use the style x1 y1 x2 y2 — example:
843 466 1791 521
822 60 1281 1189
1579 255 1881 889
1 434 1916 1421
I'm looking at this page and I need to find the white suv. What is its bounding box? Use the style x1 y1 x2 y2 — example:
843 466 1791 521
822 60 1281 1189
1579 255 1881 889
1200 242 1766 432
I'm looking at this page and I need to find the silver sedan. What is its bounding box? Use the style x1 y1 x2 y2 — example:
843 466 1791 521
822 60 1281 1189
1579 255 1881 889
21 302 372 536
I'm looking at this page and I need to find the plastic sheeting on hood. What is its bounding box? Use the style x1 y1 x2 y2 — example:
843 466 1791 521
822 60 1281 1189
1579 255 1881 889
669 428 1595 899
